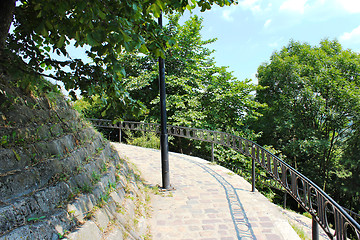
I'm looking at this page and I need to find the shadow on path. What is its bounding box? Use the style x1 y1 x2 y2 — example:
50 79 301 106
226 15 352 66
180 155 256 239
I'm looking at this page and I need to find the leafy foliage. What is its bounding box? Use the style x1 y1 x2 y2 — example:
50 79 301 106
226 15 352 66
79 15 264 157
87 15 263 127
125 130 160 149
2 0 235 118
254 39 360 212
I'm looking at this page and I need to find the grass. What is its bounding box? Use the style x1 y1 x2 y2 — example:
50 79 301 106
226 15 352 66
303 211 312 219
57 230 68 239
84 206 99 219
142 225 152 240
290 222 309 240
80 183 93 193
27 216 46 222
125 130 160 150
116 203 126 214
97 192 110 207
101 163 108 173
76 165 83 173
91 171 101 184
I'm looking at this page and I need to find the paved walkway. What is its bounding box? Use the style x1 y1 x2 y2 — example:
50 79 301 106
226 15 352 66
112 143 318 240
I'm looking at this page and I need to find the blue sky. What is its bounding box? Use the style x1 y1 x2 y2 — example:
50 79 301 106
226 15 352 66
180 0 360 83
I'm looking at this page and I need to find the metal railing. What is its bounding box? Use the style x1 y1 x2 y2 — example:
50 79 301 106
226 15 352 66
89 119 360 240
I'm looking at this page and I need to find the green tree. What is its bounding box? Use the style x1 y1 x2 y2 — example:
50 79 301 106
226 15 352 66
342 119 360 211
254 39 360 211
80 15 264 158
81 15 263 130
0 0 235 118
201 67 264 135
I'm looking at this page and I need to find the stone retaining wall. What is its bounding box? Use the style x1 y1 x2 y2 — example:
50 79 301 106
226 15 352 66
0 76 149 239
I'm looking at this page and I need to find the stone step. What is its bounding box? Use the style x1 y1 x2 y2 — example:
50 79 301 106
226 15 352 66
0 130 105 201
0 127 99 174
0 143 123 234
0 159 115 235
0 208 77 240
2 102 79 130
0 181 72 234
0 155 132 239
0 76 150 239
0 118 85 149
65 162 148 240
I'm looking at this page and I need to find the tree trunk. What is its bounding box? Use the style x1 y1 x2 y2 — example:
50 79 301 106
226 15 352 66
0 0 15 51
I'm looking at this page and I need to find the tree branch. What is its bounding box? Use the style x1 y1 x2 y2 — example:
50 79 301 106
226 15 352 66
0 0 15 50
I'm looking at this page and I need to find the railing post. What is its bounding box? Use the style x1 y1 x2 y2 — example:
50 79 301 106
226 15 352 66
119 128 122 143
252 144 256 192
252 157 255 192
211 142 214 162
312 217 319 240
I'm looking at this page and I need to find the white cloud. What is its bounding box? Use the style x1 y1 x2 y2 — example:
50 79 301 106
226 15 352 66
268 41 278 48
313 0 326 4
335 0 360 13
340 25 360 43
222 7 236 22
279 0 308 14
264 19 272 28
238 0 262 13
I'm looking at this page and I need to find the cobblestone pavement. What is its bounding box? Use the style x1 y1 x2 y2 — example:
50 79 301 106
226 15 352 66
112 143 308 240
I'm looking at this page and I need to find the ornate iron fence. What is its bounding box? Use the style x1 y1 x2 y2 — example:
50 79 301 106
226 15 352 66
89 119 360 240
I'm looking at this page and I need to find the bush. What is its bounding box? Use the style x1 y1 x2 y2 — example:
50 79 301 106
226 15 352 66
125 131 160 149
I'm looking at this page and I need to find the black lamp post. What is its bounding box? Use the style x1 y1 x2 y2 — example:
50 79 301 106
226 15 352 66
158 12 170 190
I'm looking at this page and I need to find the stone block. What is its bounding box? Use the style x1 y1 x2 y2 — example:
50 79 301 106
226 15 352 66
93 208 111 231
103 228 124 240
66 221 101 240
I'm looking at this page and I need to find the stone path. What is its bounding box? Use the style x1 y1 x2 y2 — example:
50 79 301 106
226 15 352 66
112 143 325 240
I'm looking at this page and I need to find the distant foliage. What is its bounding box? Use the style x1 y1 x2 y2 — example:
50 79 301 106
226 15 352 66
79 14 264 158
254 39 360 213
125 131 160 150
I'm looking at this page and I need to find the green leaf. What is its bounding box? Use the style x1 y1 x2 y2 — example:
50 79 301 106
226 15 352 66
75 32 83 44
120 30 132 42
86 33 98 46
149 3 161 18
123 41 132 52
97 9 106 20
34 3 41 11
159 50 165 59
139 44 149 54
56 36 66 48
120 68 126 77
168 39 176 47
132 3 138 11
39 23 48 37
154 48 165 58
113 63 126 77
155 0 165 10
45 20 53 30
70 62 76 70
12 150 21 161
